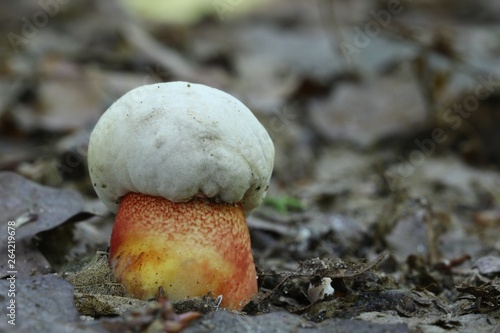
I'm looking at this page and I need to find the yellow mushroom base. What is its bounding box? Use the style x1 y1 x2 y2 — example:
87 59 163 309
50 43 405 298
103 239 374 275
109 192 258 310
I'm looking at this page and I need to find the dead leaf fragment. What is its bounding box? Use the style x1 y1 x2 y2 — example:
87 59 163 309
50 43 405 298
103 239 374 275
473 256 500 276
0 275 102 333
0 172 89 277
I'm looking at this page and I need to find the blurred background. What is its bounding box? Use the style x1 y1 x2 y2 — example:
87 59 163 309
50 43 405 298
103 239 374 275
1 0 500 326
1 0 499 189
2 0 500 187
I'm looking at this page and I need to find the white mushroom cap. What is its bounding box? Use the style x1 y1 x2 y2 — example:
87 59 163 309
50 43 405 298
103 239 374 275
87 82 274 214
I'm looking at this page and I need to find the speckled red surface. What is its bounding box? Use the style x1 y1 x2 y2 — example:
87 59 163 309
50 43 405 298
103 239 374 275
109 192 257 310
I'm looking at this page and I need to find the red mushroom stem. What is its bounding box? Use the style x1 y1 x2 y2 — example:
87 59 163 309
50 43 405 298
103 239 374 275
109 192 258 310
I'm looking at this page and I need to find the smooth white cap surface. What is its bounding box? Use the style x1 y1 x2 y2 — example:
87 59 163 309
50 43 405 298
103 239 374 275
87 82 274 214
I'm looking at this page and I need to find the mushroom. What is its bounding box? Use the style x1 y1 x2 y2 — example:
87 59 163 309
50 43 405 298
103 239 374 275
87 81 274 310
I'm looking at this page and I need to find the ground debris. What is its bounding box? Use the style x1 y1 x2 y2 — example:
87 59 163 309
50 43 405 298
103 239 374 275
63 251 126 297
96 297 202 333
456 278 500 313
247 251 391 314
183 310 409 333
63 251 221 317
295 251 389 278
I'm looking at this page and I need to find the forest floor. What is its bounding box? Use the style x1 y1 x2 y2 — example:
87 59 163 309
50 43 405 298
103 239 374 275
0 1 499 332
